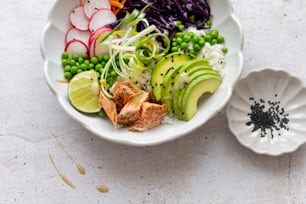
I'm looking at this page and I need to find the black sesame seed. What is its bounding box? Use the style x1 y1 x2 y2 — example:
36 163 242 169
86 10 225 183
245 94 290 139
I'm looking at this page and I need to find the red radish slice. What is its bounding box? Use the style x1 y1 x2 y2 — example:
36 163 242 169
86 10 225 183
65 40 89 57
88 27 112 57
65 28 91 45
83 0 111 19
88 26 112 46
69 6 89 31
88 9 116 33
94 33 112 56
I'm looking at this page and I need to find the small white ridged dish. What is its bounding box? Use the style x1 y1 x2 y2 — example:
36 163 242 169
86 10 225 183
226 68 306 156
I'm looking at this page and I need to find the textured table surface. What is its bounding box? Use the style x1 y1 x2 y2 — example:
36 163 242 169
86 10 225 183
1 0 306 203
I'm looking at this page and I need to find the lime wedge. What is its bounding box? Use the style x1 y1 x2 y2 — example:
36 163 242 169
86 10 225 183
68 71 100 113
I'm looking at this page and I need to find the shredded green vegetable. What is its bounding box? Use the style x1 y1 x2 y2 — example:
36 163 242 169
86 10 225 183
100 24 170 98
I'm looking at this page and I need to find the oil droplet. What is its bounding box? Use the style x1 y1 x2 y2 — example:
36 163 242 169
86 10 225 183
76 164 86 175
59 174 76 189
49 154 76 189
96 185 109 193
52 134 86 175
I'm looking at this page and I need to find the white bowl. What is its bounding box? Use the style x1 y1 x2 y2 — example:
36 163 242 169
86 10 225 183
226 68 306 155
40 0 243 146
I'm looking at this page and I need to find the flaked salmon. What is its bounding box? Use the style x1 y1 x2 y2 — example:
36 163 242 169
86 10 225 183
99 89 117 126
117 91 151 125
129 102 167 132
111 81 139 111
100 80 167 131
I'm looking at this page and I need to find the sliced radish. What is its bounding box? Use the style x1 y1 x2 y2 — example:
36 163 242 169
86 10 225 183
94 33 112 56
88 26 112 46
65 40 89 57
88 9 116 33
65 28 91 45
69 6 89 31
88 27 112 57
83 0 111 19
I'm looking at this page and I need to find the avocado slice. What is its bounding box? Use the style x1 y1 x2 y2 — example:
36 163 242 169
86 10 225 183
179 74 222 120
151 52 192 101
162 65 217 114
160 58 213 114
173 70 221 120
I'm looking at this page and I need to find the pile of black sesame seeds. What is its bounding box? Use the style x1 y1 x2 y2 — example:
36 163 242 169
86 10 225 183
245 94 290 138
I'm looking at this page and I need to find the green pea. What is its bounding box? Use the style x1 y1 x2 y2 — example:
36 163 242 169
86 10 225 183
176 20 182 25
192 35 200 43
183 35 191 42
172 42 177 47
217 35 225 44
189 15 195 22
95 64 103 72
180 42 188 50
222 47 228 54
72 54 79 61
210 30 219 39
80 63 87 71
64 65 71 72
204 34 212 43
193 44 201 52
90 57 98 65
62 59 69 66
206 20 212 27
89 63 94 70
77 69 83 74
70 59 76 66
98 55 104 62
110 71 117 78
187 32 194 38
103 54 110 62
100 68 104 73
199 38 205 46
108 81 114 88
175 32 184 38
98 109 106 118
70 66 78 74
101 61 106 67
61 52 69 59
176 37 183 44
178 24 184 31
64 72 72 80
84 59 90 65
78 57 84 64
171 47 179 52
210 39 218 45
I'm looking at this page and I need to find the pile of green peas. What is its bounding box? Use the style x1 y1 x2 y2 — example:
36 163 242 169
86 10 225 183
61 52 119 87
170 28 228 55
61 52 121 118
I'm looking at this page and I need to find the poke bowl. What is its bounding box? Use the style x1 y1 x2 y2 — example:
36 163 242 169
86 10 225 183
40 0 243 146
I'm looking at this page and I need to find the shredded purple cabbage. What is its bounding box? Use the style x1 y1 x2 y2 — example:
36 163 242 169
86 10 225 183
116 0 211 39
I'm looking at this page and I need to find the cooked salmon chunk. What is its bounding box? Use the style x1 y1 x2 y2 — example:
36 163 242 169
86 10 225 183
99 89 117 126
128 102 167 132
117 91 151 125
111 81 139 110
